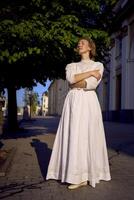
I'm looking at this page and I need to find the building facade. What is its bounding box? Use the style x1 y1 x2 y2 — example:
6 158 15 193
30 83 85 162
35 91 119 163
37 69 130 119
99 0 134 122
42 91 48 116
48 79 69 115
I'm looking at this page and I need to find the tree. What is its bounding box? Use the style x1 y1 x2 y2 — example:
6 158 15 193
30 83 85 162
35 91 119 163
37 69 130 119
23 88 39 117
0 0 117 132
30 92 39 117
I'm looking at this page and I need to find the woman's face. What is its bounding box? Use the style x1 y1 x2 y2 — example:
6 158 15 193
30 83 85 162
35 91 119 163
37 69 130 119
77 39 91 55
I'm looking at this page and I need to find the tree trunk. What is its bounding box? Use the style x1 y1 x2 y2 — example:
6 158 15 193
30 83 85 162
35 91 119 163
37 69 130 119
7 85 18 132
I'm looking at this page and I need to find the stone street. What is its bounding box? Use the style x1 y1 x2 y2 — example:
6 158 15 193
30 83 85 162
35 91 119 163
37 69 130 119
0 116 134 200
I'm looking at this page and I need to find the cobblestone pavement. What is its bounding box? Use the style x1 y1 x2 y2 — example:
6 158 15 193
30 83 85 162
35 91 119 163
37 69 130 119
0 116 134 200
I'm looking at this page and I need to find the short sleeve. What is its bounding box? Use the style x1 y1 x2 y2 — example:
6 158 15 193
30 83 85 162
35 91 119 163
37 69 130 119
65 63 76 84
84 62 104 90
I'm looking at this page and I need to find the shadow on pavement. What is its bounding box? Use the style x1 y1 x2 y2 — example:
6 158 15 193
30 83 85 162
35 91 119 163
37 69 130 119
104 122 134 157
0 180 45 199
1 116 134 158
1 116 60 139
31 138 52 179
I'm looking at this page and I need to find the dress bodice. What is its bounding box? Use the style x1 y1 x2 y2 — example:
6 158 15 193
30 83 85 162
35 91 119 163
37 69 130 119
74 60 97 74
65 60 104 85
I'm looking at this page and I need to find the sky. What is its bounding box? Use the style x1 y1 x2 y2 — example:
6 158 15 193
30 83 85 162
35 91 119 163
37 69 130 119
17 79 52 107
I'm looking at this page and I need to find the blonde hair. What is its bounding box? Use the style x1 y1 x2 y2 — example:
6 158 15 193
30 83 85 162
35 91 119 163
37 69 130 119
77 37 96 60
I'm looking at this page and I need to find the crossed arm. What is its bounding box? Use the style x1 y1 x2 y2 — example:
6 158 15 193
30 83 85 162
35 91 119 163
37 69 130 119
69 69 101 89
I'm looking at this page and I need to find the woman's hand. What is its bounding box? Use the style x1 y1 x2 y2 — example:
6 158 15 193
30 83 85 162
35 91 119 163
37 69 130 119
69 80 86 89
91 70 101 81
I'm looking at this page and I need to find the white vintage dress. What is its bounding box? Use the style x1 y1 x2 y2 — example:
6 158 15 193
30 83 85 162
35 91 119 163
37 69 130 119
46 59 111 187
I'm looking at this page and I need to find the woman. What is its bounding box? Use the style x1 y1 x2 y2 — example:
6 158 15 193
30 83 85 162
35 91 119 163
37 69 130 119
46 37 111 189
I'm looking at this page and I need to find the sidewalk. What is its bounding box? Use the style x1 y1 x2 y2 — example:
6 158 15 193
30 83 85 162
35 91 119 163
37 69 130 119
0 116 134 200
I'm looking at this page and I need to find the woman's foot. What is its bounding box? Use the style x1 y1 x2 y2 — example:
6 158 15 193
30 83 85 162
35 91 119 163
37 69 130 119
68 181 88 190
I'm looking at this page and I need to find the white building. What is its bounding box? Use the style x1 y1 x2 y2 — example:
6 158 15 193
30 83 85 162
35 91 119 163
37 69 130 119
48 79 69 115
42 91 48 116
99 0 134 122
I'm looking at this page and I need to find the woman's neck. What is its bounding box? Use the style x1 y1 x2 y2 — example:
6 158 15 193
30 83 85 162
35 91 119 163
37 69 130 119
81 53 90 61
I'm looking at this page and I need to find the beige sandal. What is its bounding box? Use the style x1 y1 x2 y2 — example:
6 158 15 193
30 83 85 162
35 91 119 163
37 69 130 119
68 181 88 190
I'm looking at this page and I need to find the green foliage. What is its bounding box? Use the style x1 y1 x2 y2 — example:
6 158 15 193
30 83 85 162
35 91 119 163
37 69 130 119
0 0 118 91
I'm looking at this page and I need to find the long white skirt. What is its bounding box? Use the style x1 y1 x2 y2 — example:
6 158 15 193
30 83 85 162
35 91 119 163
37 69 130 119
46 89 111 187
